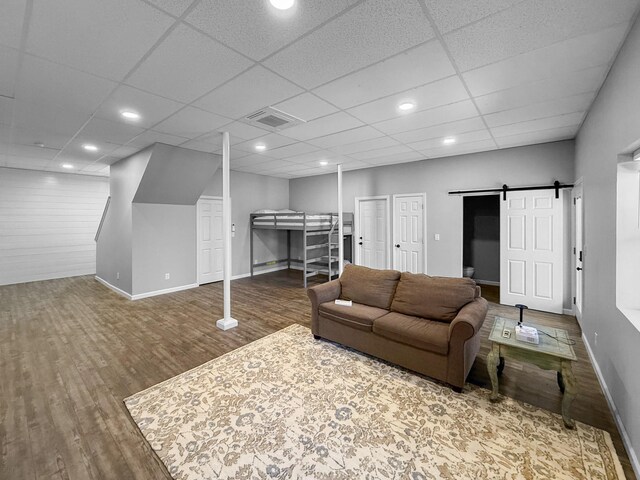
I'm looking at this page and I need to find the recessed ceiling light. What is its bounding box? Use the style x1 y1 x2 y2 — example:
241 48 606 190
62 163 74 169
319 160 329 166
270 0 295 10
83 144 99 152
443 137 456 145
398 102 415 112
255 144 267 151
120 110 141 120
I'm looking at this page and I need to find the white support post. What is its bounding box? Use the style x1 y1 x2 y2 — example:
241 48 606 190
216 132 238 331
338 164 344 276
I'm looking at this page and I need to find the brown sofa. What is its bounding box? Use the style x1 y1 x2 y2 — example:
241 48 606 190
307 264 488 391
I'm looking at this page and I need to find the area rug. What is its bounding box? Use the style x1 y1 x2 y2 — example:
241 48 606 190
124 324 624 480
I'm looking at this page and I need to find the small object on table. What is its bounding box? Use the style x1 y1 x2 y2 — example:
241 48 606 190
334 299 352 307
487 316 578 429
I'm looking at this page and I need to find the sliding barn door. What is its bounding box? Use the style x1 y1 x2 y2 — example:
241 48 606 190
500 190 564 313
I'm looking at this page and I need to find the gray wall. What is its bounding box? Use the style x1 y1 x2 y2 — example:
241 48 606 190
0 167 109 286
290 141 574 282
202 169 290 277
132 203 196 295
96 147 151 293
575 13 640 468
463 195 500 283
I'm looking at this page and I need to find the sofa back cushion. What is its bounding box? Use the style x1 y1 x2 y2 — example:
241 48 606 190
390 272 477 322
339 264 400 309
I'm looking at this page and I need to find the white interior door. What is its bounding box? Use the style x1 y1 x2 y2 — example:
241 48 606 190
197 197 223 285
575 193 584 320
356 198 388 269
393 194 426 273
500 190 564 313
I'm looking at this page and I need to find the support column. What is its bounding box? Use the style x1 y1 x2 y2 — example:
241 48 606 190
216 132 238 331
338 164 344 276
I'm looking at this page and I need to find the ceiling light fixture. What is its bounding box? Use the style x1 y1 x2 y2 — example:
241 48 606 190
270 0 295 10
83 144 99 152
443 137 456 145
255 144 267 151
398 102 415 112
120 110 141 120
319 160 328 166
62 163 74 169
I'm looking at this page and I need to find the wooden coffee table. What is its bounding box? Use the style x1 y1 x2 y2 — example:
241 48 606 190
487 316 578 428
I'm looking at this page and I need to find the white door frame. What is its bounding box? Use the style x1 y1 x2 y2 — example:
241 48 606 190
392 193 427 273
572 178 584 323
354 195 391 268
197 195 223 285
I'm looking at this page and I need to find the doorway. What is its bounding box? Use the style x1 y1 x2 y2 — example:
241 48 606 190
197 196 223 285
463 195 500 293
392 193 427 273
354 196 390 269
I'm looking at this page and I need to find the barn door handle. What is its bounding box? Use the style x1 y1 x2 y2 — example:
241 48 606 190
358 242 363 246
395 244 400 248
576 267 582 271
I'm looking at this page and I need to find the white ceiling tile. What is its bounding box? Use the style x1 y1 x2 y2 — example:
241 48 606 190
266 162 320 173
15 55 117 114
350 144 414 161
154 106 231 138
61 137 122 161
444 0 637 72
374 100 478 135
408 129 492 151
195 65 304 119
474 65 607 115
127 24 253 103
233 133 297 153
340 160 372 171
12 100 90 137
1 125 70 151
77 117 145 145
251 159 301 173
264 0 434 88
490 112 585 138
3 156 52 169
364 151 424 165
495 125 579 149
106 145 141 159
425 0 522 34
286 150 338 164
280 112 363 141
0 96 14 126
483 93 595 128
331 136 400 155
308 126 383 149
273 93 339 121
26 0 174 80
263 142 320 159
0 46 19 98
418 138 498 159
390 117 487 144
313 41 454 109
95 85 184 129
3 143 60 160
0 0 26 49
462 24 628 97
230 153 276 168
127 130 190 149
146 0 193 17
347 75 470 125
186 0 359 60
214 122 271 142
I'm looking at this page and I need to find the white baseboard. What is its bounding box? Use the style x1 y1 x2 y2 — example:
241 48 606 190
563 308 575 316
582 333 639 478
95 276 198 301
232 265 289 280
475 279 500 286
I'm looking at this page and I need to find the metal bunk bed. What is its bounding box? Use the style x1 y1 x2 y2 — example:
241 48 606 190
250 211 354 287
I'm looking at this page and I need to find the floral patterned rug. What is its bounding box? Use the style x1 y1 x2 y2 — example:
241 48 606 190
124 324 624 480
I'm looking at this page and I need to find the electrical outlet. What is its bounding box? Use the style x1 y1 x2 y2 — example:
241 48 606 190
434 233 440 241
116 272 120 280
594 332 598 347
165 273 170 280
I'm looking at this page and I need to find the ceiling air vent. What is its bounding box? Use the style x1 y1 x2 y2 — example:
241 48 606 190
244 106 305 132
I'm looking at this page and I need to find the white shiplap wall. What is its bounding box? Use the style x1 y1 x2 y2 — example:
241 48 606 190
0 168 109 286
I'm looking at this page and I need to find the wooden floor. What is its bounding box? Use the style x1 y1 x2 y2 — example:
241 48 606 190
0 271 635 479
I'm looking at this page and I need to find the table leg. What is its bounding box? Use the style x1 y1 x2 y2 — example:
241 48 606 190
487 343 500 402
557 371 565 393
561 360 577 429
497 356 505 375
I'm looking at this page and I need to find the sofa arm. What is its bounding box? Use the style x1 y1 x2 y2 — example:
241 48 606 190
307 280 341 334
448 297 488 343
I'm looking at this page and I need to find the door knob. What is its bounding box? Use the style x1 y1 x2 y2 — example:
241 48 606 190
576 267 583 271
395 244 400 248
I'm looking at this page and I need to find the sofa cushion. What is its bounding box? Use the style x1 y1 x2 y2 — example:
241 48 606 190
339 264 401 309
319 301 388 331
373 312 449 355
390 272 477 323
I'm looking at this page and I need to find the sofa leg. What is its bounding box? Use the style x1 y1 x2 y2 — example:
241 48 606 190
313 335 321 340
451 385 463 394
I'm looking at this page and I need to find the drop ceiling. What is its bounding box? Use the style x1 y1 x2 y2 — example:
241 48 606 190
0 0 638 178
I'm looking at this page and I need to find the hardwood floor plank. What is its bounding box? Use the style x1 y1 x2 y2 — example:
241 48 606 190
0 272 635 479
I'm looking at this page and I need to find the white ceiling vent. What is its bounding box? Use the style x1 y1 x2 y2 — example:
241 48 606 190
244 106 305 132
